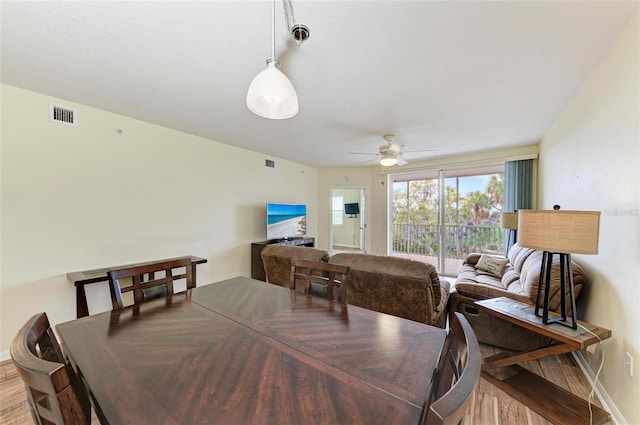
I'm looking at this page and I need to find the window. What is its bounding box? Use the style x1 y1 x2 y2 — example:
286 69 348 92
332 196 344 227
391 165 504 276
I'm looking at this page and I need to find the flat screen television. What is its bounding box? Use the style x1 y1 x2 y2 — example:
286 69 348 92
266 203 307 241
344 202 359 215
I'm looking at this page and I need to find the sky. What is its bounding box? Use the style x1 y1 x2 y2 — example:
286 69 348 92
449 175 491 196
395 174 494 196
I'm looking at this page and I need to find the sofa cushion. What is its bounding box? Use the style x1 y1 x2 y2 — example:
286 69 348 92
329 253 442 307
456 262 507 288
329 253 446 326
507 243 536 273
261 245 330 288
453 280 532 305
475 254 508 277
519 250 587 311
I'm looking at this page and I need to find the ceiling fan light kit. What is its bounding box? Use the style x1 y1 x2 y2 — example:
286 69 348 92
247 0 305 120
379 155 398 167
349 134 435 167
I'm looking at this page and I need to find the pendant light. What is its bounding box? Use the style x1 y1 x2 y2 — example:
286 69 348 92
379 155 398 167
247 0 299 119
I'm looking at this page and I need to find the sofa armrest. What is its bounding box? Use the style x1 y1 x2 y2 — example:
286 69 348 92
463 253 482 266
453 282 533 306
448 287 554 351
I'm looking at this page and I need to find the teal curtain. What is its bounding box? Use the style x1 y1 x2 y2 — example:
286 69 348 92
503 159 534 254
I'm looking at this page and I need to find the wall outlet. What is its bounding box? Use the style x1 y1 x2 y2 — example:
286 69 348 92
625 352 633 377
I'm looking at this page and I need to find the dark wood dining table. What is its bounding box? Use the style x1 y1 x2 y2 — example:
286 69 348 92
56 276 447 425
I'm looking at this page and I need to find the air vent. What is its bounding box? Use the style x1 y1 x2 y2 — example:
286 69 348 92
50 103 77 126
265 159 275 168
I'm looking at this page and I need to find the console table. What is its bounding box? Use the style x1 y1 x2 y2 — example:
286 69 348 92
475 297 612 425
250 237 315 281
66 255 207 318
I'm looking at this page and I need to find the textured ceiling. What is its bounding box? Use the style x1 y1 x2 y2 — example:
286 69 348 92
2 1 637 168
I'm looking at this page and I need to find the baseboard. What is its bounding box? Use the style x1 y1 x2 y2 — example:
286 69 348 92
332 244 360 249
1 350 10 362
572 350 627 425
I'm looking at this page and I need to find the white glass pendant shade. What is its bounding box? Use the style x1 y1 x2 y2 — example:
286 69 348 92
379 156 398 166
247 60 299 119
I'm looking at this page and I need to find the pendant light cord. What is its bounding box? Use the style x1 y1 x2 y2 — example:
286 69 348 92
271 0 276 60
283 0 295 31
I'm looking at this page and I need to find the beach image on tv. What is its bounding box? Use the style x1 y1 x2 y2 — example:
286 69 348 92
267 203 307 240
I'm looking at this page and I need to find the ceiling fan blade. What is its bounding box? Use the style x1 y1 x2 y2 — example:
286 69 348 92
349 152 378 156
387 142 404 154
397 157 408 166
402 148 436 153
357 157 378 166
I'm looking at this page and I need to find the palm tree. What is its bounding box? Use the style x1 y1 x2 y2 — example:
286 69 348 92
486 174 504 210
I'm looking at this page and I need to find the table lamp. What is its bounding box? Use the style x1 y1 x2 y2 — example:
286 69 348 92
517 207 600 329
501 212 518 245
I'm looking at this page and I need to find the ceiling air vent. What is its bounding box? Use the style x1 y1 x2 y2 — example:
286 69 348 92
50 103 77 126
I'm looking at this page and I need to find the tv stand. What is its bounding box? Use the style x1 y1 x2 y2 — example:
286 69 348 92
251 237 315 281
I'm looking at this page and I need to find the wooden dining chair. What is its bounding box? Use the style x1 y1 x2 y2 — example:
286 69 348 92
10 312 91 425
107 257 194 310
290 258 350 303
421 312 481 425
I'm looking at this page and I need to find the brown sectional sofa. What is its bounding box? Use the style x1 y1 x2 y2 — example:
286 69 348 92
449 243 587 351
260 244 330 290
260 245 449 328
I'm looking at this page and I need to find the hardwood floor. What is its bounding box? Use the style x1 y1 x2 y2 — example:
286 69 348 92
0 345 611 425
467 345 611 425
0 359 100 425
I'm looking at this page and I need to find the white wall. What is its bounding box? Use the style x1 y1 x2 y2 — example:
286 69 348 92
539 11 639 424
318 168 389 255
0 84 318 352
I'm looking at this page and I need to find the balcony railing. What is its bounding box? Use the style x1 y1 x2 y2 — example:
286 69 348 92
392 223 505 259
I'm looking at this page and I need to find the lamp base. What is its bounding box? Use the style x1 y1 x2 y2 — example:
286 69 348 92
534 251 578 330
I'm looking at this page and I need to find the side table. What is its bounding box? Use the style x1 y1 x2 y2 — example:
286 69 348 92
475 297 612 425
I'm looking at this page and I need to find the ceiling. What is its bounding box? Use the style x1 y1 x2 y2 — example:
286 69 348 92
2 1 637 168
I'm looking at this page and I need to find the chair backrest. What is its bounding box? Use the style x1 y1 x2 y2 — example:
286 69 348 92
10 313 90 425
107 257 194 310
422 312 481 425
290 258 350 303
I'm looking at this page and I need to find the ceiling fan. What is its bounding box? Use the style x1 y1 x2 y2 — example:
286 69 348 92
349 134 435 167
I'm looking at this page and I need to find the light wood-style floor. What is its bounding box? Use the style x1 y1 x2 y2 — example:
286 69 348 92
0 345 611 425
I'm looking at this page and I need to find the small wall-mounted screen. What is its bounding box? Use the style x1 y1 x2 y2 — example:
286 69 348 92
344 203 359 215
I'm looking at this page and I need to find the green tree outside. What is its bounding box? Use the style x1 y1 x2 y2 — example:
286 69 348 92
392 173 504 257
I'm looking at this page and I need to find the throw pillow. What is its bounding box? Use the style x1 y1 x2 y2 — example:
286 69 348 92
475 254 508 278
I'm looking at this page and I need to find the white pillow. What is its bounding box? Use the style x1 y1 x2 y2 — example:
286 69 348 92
475 254 508 278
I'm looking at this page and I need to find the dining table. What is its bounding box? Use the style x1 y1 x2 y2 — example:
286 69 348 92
56 276 447 425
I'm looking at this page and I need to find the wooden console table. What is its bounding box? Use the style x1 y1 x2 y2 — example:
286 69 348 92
475 297 612 425
67 255 207 318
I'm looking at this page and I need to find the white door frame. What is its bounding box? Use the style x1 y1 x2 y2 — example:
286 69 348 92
329 186 368 254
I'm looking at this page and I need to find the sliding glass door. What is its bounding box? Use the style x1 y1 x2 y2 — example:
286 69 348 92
391 165 504 276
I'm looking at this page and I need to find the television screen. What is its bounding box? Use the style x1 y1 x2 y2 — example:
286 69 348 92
344 203 359 215
266 203 307 241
